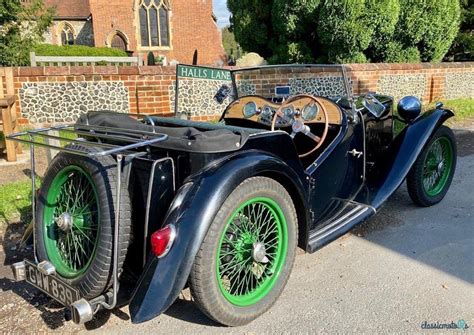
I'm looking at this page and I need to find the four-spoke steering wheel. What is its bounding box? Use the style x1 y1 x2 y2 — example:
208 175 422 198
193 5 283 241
271 95 329 158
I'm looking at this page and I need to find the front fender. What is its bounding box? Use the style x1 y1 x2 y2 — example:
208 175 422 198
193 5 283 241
366 108 454 208
129 150 307 323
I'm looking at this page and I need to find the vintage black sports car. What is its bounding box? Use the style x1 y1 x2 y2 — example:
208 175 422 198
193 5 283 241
9 64 456 326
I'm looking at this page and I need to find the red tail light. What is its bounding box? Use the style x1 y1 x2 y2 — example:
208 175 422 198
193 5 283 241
150 225 177 258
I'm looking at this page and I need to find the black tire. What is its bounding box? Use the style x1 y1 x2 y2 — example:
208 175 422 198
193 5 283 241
407 125 457 207
36 144 132 300
189 177 298 326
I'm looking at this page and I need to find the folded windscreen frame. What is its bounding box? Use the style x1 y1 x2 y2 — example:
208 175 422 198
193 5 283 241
231 64 353 105
174 64 234 120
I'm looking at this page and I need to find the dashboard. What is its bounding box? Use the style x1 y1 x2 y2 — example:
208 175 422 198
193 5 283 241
224 95 343 128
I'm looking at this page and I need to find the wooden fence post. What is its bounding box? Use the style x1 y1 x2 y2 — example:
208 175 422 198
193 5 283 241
30 52 37 66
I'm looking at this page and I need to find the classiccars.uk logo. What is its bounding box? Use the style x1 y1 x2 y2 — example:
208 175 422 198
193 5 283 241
421 319 469 330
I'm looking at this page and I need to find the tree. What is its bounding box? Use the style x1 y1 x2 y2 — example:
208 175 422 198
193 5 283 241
445 0 474 61
228 0 462 64
390 0 461 62
271 0 320 63
222 26 238 59
227 0 274 59
0 0 55 66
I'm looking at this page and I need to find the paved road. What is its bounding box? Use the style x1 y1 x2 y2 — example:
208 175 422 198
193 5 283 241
0 130 473 333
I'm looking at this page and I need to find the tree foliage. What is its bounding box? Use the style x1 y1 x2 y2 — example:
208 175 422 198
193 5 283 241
446 0 474 61
221 26 238 58
0 0 54 66
227 0 274 58
228 0 462 63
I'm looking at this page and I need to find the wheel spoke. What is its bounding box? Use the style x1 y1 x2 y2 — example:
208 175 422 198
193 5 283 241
44 166 100 277
217 197 288 306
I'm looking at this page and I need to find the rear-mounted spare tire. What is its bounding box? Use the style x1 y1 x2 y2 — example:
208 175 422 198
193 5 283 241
35 144 132 300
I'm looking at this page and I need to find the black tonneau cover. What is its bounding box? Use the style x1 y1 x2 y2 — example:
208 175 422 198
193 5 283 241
76 112 254 153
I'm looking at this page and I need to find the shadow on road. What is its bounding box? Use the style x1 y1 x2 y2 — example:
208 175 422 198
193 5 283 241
352 129 474 285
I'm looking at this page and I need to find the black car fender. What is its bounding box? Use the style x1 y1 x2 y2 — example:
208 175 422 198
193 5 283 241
364 108 454 208
129 150 308 323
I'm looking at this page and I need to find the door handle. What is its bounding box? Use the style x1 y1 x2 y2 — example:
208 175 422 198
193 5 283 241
348 149 363 158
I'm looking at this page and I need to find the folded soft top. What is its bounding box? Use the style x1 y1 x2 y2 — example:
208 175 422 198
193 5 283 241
75 112 256 153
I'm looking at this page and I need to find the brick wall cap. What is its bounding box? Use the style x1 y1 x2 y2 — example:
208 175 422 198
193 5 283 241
93 66 119 75
69 66 94 75
18 67 45 76
44 66 69 75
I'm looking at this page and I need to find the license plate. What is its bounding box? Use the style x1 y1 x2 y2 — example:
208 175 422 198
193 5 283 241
24 260 80 306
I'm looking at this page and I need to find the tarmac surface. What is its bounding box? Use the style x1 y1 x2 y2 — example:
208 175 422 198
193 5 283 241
0 129 472 333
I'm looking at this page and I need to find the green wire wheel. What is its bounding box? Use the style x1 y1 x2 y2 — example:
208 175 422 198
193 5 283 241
216 197 288 306
190 177 298 326
42 165 100 278
407 126 457 207
36 144 132 299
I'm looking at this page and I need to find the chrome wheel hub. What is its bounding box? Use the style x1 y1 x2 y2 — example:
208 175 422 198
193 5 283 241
252 242 269 263
56 212 73 232
437 161 444 173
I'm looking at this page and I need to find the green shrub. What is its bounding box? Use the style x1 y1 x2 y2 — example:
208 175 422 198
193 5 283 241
445 0 473 61
228 0 462 64
393 0 461 62
271 0 320 63
34 44 128 57
0 0 54 66
227 0 274 59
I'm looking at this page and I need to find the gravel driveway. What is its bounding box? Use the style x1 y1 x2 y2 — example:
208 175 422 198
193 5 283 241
0 130 472 334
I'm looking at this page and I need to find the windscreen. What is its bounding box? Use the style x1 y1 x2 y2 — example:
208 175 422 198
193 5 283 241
232 65 352 102
174 64 352 119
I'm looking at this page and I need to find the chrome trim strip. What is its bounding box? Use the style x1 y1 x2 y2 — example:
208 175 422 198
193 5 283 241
309 205 364 239
311 207 370 241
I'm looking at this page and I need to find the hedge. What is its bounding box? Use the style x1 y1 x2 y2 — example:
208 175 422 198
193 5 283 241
34 44 128 57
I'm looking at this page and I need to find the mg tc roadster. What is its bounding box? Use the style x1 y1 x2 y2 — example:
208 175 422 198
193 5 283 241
9 65 456 326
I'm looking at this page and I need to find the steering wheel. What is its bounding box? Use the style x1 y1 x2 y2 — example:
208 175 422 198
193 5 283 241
271 95 329 158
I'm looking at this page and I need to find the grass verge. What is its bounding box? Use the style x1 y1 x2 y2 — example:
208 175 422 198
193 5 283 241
427 99 474 120
0 178 39 225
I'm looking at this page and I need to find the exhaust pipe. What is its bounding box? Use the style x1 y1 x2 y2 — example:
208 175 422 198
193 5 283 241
71 299 94 324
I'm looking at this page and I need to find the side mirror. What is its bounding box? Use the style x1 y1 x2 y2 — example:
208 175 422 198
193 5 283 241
398 96 421 122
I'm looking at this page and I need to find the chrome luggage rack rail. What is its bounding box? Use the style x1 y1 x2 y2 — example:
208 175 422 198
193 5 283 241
7 120 169 324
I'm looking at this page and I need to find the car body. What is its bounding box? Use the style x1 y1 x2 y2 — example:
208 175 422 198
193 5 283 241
9 64 456 326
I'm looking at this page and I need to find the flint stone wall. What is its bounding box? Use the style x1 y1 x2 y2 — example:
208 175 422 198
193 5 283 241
6 63 473 124
19 81 128 123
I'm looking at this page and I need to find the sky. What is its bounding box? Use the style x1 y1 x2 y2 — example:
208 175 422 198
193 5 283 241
213 0 231 29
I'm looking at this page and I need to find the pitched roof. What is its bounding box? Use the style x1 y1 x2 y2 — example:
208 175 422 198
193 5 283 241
44 0 91 18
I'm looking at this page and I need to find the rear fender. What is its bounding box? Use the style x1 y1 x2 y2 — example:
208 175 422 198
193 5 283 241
129 150 308 323
364 108 454 208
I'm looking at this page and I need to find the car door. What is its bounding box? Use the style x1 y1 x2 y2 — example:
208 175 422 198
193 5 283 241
307 114 365 231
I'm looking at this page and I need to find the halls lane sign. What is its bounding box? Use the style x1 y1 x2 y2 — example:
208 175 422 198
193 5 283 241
177 65 232 81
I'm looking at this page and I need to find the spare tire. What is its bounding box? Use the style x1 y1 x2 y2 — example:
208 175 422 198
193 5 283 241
35 144 132 300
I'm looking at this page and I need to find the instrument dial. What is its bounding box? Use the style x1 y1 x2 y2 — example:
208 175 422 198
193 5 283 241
302 103 319 121
283 106 295 118
243 101 258 118
262 105 273 117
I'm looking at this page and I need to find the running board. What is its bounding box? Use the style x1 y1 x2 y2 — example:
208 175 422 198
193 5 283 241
307 201 376 253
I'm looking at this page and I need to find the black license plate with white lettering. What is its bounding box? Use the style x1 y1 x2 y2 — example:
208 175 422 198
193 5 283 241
24 260 80 306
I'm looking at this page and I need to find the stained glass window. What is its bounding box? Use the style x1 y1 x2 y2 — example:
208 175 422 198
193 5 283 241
138 0 170 48
60 22 75 45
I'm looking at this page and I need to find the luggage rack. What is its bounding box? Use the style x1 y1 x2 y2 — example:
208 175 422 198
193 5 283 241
7 121 169 324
